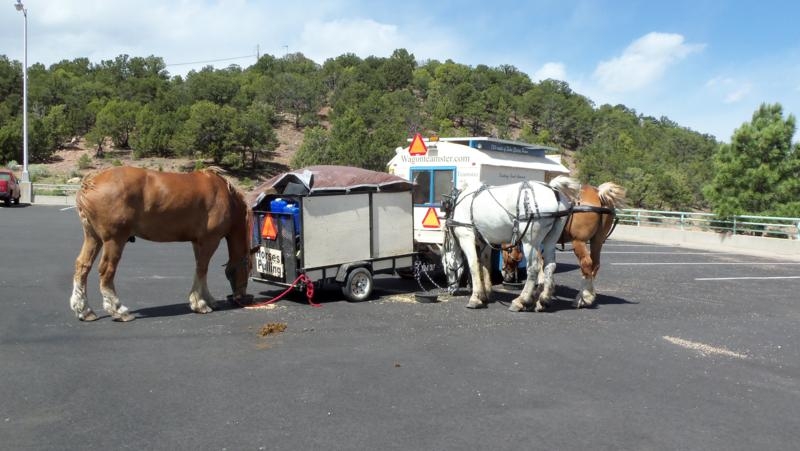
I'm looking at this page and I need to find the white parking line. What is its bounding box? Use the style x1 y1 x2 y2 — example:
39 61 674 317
60 206 76 211
663 336 748 359
696 276 800 281
612 262 800 265
603 251 730 254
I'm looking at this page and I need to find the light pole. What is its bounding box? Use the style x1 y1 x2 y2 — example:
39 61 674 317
15 0 29 182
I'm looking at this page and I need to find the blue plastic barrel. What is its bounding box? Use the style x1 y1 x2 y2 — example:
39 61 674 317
284 203 301 233
270 198 287 213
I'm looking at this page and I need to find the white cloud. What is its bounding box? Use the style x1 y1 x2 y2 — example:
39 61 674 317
593 32 704 92
298 19 403 63
705 76 752 104
533 62 566 82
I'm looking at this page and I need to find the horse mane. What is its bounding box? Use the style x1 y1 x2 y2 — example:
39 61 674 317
200 167 253 249
597 182 627 209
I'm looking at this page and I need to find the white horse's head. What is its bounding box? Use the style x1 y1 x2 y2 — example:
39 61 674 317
441 229 465 292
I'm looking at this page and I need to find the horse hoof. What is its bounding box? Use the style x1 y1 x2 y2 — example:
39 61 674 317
113 311 136 322
466 300 487 309
534 302 548 312
78 309 98 322
192 303 213 314
508 301 525 312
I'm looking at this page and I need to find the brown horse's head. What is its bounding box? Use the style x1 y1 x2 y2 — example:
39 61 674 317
501 244 523 283
224 188 254 301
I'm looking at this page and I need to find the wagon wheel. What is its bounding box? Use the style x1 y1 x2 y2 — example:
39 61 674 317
342 267 373 302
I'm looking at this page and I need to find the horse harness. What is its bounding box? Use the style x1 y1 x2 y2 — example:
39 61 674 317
567 203 620 243
443 181 573 251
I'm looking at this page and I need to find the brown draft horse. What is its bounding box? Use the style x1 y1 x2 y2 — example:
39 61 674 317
502 182 626 309
69 166 253 322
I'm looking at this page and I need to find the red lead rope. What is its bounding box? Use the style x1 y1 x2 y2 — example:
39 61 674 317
241 274 321 309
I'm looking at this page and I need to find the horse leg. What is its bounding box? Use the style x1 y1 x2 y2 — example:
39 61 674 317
189 240 220 313
98 238 135 322
532 245 558 312
457 231 489 309
534 218 568 312
570 239 595 308
477 245 493 302
70 225 102 321
579 237 606 308
509 243 542 312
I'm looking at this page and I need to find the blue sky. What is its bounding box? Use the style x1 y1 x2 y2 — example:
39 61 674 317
2 0 799 142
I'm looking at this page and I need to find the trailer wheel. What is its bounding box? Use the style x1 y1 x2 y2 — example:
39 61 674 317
342 267 373 302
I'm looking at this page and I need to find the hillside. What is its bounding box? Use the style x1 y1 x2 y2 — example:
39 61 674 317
35 120 306 192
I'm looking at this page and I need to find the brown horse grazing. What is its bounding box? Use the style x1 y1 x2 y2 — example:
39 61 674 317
69 166 253 322
502 182 626 309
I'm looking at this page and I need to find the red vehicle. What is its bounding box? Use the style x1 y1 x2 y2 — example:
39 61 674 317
0 169 21 206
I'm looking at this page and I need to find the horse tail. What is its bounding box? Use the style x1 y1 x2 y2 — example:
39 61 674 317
597 182 627 209
75 171 101 228
549 175 581 203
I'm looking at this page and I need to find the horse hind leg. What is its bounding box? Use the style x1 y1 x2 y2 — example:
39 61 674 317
572 240 596 308
477 245 493 303
189 241 220 314
98 238 135 322
534 218 568 312
70 225 102 321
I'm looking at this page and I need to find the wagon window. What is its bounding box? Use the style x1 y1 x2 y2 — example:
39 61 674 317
411 168 454 206
411 170 431 204
433 170 455 204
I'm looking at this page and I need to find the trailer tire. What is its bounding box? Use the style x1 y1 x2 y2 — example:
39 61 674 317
342 267 373 302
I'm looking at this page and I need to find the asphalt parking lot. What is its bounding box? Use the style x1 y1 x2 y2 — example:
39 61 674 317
1 204 799 450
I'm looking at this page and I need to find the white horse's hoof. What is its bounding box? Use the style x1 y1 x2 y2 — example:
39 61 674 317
508 302 525 312
574 293 596 309
77 308 98 322
192 303 213 314
466 299 487 309
534 301 548 312
112 311 135 322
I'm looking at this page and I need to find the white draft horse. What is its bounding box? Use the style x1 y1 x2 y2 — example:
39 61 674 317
501 182 626 309
69 166 253 322
442 176 581 312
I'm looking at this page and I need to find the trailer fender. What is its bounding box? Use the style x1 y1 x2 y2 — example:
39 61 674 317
335 261 370 283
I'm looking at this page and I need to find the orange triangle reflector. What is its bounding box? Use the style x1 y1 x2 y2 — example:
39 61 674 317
421 207 441 228
409 133 428 156
261 215 278 240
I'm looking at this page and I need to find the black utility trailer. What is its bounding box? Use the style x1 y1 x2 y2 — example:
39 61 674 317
249 166 416 301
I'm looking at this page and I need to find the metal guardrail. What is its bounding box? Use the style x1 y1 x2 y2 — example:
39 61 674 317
33 183 80 196
618 209 800 240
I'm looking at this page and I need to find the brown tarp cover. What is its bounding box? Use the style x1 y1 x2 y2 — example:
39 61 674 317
248 165 413 206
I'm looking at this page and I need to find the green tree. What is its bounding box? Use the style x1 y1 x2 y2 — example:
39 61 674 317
272 72 324 129
184 66 241 105
379 49 416 91
704 103 800 217
292 126 332 168
231 102 278 170
41 104 72 150
131 105 180 157
171 100 235 163
0 118 22 164
89 99 141 150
